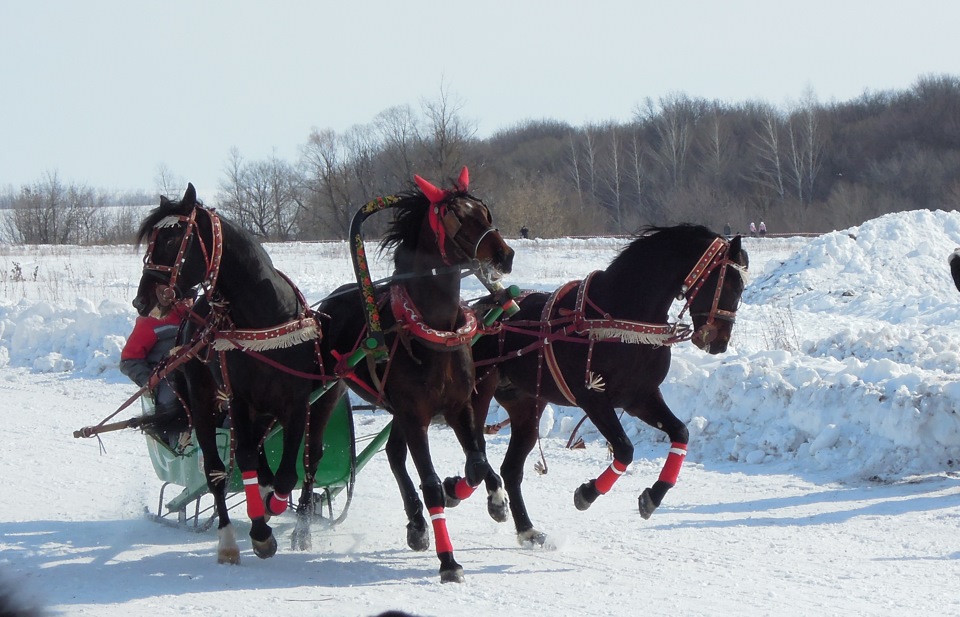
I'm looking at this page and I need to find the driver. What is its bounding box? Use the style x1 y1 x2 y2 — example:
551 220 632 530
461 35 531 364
120 283 194 448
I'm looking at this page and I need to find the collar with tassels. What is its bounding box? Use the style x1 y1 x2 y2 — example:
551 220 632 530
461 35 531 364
390 284 478 348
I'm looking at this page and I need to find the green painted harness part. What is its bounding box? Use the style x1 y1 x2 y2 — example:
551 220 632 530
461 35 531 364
349 195 399 361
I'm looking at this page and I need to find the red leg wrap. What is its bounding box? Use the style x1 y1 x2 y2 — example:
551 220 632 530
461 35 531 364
594 459 629 494
268 492 289 516
658 442 687 486
454 477 477 500
242 471 265 519
428 506 454 555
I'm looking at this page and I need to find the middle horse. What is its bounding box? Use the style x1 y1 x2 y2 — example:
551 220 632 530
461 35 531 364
468 224 748 546
313 168 514 583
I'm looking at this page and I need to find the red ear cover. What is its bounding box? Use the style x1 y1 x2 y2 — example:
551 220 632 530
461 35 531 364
456 166 469 192
413 174 448 204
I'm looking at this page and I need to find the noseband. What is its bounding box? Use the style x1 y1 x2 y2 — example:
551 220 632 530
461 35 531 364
142 205 224 298
676 237 745 344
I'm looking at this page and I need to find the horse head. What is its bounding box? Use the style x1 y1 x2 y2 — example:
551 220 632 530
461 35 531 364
686 234 749 354
412 168 514 281
132 183 219 317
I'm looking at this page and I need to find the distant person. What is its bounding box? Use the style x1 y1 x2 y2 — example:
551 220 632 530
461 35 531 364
749 221 757 237
759 221 767 237
723 222 732 239
519 225 529 239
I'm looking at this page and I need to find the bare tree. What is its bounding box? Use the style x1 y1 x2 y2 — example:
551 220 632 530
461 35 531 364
748 105 787 199
375 104 422 186
217 149 303 240
8 172 87 244
639 93 702 188
155 164 185 199
566 131 585 213
419 81 476 181
300 128 357 240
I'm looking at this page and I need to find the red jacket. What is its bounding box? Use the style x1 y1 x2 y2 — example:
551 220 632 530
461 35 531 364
120 304 190 387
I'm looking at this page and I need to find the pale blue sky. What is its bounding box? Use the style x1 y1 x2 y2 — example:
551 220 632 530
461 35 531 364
2 0 957 199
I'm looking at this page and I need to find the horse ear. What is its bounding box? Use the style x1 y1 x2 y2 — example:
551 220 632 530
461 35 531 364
183 183 197 206
455 166 469 192
160 195 171 207
414 174 447 204
729 234 743 257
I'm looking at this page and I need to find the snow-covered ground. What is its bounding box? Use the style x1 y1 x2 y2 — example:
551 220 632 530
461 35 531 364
2 210 960 616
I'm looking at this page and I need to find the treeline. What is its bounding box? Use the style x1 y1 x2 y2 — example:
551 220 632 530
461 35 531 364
4 74 960 244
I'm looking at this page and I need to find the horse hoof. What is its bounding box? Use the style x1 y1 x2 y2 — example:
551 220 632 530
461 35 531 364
574 480 599 511
217 525 241 564
517 528 547 547
217 549 241 565
442 476 463 508
487 489 509 523
407 521 430 552
252 535 278 559
440 565 465 584
638 488 658 520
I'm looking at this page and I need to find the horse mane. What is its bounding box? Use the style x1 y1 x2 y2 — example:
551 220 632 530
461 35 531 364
135 194 276 277
378 188 475 270
604 224 721 282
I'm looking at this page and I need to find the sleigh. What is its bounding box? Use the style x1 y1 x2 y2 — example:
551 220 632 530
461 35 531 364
141 393 391 530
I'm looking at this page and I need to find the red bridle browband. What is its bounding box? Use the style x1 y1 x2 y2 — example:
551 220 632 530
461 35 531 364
142 205 224 297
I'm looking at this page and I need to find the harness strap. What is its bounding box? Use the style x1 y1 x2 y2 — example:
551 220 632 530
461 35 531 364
539 280 580 406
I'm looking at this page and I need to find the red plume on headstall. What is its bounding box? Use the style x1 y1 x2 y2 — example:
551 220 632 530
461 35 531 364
413 166 469 264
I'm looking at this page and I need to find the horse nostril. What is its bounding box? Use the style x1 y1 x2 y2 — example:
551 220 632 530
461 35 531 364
500 247 515 273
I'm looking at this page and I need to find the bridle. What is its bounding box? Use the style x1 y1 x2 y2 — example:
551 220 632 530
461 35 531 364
431 197 501 268
141 205 224 301
675 237 747 345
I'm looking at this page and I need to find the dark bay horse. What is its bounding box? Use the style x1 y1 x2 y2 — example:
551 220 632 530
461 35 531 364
312 169 514 582
469 224 748 545
133 184 333 564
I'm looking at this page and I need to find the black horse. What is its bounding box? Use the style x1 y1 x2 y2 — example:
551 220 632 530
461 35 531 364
468 224 748 545
133 184 334 564
312 169 514 582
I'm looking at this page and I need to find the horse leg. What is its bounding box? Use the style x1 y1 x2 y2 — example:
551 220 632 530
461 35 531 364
496 391 548 546
385 423 430 551
572 401 634 511
187 369 240 564
440 390 507 523
401 418 465 583
292 384 342 551
231 405 278 560
263 406 306 520
629 389 689 519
